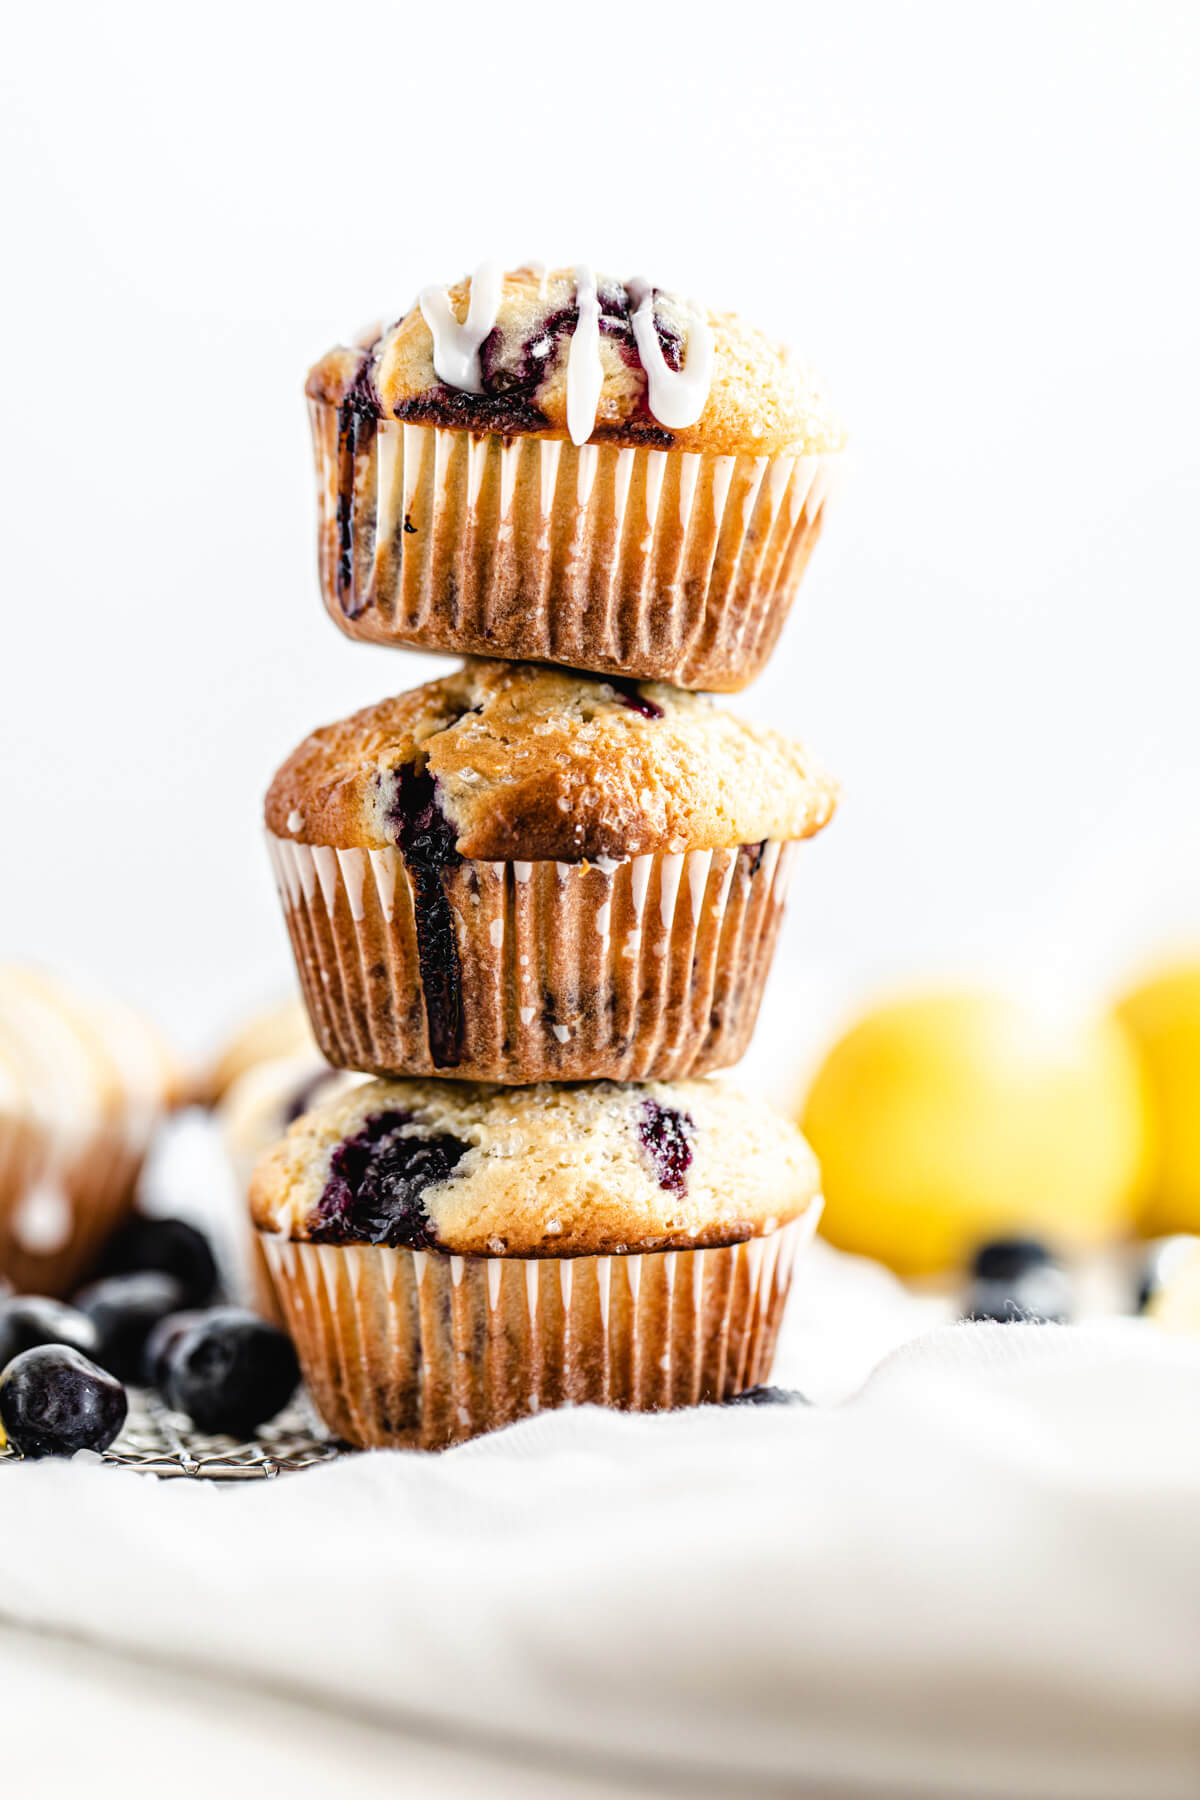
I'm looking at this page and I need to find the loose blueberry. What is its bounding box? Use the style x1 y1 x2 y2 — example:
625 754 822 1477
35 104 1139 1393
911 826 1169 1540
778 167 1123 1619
141 1309 205 1390
0 1295 99 1368
970 1237 1055 1283
0 1346 127 1459
636 1101 694 1195
161 1309 299 1436
310 1111 469 1248
73 1271 187 1382
98 1215 220 1308
725 1385 811 1407
962 1266 1072 1325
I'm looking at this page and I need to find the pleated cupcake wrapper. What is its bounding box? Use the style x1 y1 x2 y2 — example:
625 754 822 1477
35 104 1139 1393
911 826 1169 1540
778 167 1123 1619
0 1119 143 1296
261 1205 819 1450
309 402 841 691
266 833 799 1084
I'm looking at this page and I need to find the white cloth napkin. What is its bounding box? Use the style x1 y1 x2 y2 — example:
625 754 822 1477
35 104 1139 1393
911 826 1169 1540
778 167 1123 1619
1 1239 1198 1799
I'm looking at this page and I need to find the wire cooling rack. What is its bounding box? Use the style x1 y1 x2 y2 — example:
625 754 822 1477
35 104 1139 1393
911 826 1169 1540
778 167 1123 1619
2 1389 345 1481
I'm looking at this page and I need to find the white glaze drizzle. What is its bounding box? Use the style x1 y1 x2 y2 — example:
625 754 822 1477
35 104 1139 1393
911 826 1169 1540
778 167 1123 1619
418 260 503 394
417 264 714 442
566 264 604 447
627 277 714 430
12 1176 74 1255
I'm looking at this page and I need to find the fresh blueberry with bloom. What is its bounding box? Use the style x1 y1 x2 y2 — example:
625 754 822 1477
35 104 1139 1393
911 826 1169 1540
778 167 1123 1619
98 1215 220 1308
73 1271 187 1381
0 1295 99 1368
0 1346 127 1459
161 1309 299 1437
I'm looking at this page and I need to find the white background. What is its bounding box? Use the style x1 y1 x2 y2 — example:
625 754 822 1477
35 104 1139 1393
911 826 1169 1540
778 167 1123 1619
3 0 1198 1089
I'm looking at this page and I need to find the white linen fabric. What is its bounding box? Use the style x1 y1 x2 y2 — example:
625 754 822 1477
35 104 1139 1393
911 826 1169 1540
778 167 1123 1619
0 1242 1197 1800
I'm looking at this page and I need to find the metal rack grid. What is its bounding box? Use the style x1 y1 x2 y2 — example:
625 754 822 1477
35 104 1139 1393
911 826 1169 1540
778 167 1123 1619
2 1389 346 1481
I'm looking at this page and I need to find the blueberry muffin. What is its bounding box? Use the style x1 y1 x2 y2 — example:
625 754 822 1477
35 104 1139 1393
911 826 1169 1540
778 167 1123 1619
198 995 316 1109
0 966 179 1295
251 1075 823 1448
307 263 845 690
217 1049 363 1323
265 660 837 1084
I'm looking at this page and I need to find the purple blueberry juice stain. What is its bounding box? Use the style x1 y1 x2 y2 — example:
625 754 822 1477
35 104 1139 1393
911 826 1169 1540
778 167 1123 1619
637 1101 694 1195
606 675 663 720
392 385 548 436
345 348 383 418
309 1111 469 1248
335 350 382 618
386 764 464 1068
741 840 767 876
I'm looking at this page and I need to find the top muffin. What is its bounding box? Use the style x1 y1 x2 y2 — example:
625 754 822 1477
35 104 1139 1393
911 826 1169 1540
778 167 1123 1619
306 263 845 690
307 263 844 458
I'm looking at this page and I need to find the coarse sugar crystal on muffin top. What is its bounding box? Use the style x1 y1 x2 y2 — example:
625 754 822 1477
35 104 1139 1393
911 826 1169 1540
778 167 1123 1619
249 1076 822 1259
264 659 838 864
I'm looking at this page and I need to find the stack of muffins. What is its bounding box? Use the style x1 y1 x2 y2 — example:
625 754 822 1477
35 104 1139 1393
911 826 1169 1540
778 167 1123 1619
252 264 845 1449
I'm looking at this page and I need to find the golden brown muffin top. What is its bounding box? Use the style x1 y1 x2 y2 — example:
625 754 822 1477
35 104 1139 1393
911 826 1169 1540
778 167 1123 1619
250 1075 822 1257
306 264 845 458
265 661 838 862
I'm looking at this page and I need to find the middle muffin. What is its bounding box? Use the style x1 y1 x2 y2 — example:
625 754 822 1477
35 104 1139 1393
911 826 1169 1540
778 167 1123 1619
265 659 837 1084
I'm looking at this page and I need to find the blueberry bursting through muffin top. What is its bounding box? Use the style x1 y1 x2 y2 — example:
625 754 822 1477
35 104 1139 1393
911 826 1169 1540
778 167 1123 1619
251 1078 822 1258
305 1100 694 1250
307 264 847 462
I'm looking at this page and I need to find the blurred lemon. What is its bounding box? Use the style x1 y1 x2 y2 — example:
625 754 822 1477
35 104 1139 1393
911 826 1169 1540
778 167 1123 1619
1115 962 1200 1237
801 989 1149 1276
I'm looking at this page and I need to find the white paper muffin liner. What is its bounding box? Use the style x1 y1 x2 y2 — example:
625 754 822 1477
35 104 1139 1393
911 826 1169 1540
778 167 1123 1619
261 1205 819 1449
310 403 840 691
266 833 800 1084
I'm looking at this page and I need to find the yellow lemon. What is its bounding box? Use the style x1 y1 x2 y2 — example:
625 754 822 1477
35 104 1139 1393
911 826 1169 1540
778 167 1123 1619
1115 961 1200 1237
801 989 1149 1276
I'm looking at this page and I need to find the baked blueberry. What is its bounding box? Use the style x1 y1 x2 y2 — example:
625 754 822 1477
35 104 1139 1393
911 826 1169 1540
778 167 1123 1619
141 1309 205 1390
0 1346 127 1459
98 1215 220 1308
161 1309 299 1436
963 1239 1071 1324
637 1101 694 1195
73 1271 186 1382
0 1295 99 1369
310 1110 469 1248
725 1385 811 1407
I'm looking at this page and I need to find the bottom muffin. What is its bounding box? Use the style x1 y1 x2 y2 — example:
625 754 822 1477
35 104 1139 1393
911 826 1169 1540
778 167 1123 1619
250 1076 822 1448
